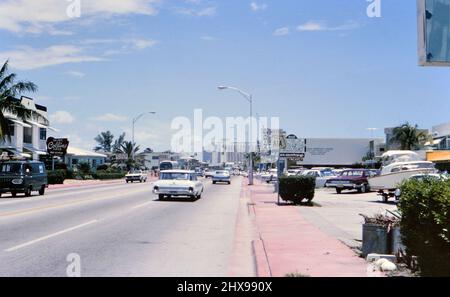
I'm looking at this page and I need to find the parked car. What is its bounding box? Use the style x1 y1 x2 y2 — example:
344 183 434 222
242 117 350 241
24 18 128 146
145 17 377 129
212 170 231 184
286 169 303 176
0 161 48 197
325 169 375 194
153 170 204 200
302 169 337 188
125 170 147 183
261 169 278 183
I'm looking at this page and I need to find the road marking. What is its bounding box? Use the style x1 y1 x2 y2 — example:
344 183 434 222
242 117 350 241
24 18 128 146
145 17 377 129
131 201 153 210
5 220 98 252
0 186 152 218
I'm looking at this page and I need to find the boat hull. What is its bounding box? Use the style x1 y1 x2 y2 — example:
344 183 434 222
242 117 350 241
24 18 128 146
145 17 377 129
368 168 436 191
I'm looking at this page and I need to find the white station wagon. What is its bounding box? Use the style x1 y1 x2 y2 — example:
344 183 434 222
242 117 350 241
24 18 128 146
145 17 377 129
153 170 204 200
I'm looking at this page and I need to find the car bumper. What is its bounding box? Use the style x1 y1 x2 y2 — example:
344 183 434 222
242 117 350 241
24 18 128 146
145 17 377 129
153 189 197 196
326 183 362 189
212 178 230 182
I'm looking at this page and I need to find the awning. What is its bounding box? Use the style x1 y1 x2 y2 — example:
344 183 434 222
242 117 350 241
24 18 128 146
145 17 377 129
6 118 32 128
26 120 47 129
23 146 47 155
47 126 59 132
427 151 450 162
425 138 445 146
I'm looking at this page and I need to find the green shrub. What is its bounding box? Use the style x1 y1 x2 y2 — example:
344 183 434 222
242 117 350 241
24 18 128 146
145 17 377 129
93 171 126 180
278 176 315 204
47 170 66 184
398 178 450 276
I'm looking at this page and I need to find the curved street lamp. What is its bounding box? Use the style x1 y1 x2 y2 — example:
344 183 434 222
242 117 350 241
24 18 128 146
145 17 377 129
218 86 254 185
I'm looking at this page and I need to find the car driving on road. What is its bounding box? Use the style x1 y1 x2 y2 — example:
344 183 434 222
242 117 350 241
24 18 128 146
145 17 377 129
153 170 204 200
212 170 231 185
0 161 48 197
125 169 147 183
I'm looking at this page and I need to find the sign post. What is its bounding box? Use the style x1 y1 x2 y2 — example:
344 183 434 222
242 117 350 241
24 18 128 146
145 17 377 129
46 137 69 170
277 134 307 205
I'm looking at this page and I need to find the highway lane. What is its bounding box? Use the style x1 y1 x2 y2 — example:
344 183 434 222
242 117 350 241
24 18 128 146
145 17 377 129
0 177 249 276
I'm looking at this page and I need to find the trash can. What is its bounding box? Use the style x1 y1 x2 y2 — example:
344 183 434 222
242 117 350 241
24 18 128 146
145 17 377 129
390 226 405 255
362 224 389 258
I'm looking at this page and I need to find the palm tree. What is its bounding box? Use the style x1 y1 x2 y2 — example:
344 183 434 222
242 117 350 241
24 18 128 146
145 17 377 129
112 132 126 153
0 60 38 140
120 141 140 170
391 123 430 150
94 131 114 152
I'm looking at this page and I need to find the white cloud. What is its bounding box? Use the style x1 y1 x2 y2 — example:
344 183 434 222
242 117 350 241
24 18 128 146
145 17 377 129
50 110 75 124
93 113 128 122
273 27 290 36
175 6 216 17
0 45 103 70
128 38 159 50
297 21 360 32
0 0 158 34
250 2 267 11
66 70 86 78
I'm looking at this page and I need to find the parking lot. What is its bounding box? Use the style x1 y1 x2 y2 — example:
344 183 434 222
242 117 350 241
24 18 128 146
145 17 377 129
298 188 398 252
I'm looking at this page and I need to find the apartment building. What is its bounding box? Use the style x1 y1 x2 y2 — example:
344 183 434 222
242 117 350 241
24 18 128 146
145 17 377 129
0 96 56 160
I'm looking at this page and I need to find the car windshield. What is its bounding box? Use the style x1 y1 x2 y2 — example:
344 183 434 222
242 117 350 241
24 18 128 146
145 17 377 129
0 163 22 174
161 172 190 180
216 171 227 175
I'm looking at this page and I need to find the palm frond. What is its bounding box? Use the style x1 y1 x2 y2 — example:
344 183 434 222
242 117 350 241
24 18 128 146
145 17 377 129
0 60 9 80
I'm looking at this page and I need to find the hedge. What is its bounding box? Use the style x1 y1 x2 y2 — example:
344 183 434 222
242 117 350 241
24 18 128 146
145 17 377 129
398 178 450 276
278 176 316 204
47 170 66 185
93 171 126 180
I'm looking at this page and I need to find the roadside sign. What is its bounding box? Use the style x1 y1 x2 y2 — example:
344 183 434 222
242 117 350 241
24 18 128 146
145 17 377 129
46 137 69 157
279 153 306 161
418 0 450 66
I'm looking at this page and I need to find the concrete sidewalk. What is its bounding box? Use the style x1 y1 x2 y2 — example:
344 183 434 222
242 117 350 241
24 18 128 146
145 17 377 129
242 180 379 277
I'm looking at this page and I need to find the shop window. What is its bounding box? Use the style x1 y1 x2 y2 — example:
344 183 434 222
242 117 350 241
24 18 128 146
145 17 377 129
40 128 47 140
23 127 32 144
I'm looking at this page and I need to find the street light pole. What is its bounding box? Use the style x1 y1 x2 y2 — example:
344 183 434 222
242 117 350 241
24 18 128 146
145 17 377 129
218 86 254 185
132 112 156 163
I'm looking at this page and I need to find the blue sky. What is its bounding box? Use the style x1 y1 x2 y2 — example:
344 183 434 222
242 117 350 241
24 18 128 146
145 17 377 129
1 0 450 151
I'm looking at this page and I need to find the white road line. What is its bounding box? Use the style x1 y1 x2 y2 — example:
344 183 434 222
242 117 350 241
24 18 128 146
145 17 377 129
131 201 153 210
5 220 98 252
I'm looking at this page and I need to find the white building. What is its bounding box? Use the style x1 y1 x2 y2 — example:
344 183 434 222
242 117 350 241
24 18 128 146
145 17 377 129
294 138 385 167
0 96 57 160
431 122 450 150
64 147 107 171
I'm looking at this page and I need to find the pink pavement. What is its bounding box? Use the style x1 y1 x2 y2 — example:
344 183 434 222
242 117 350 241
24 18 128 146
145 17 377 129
237 179 377 277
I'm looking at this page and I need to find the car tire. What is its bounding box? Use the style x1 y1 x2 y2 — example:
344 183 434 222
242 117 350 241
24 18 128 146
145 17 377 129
24 187 32 197
212 181 216 184
228 182 231 185
11 192 17 198
158 194 165 200
336 188 342 194
39 186 45 196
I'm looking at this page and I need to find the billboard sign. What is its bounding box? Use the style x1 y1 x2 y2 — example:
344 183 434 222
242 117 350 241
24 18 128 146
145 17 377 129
418 0 450 66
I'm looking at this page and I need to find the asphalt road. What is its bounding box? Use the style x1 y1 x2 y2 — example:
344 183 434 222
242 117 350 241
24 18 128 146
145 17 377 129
0 177 246 277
